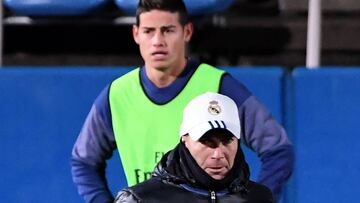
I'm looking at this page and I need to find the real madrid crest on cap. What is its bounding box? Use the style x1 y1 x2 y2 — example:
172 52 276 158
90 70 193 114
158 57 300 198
180 92 241 140
208 100 221 115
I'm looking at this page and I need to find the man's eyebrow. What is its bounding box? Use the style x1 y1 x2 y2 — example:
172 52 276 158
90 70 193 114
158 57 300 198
140 26 155 30
161 25 176 29
141 25 176 29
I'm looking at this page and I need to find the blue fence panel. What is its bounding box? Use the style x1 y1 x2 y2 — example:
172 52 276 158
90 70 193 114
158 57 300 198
0 67 132 203
291 67 360 203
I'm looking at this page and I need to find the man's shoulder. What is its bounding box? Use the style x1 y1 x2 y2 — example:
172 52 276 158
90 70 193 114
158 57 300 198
113 68 140 82
115 177 188 203
198 63 223 72
246 181 274 202
109 68 140 92
115 178 162 203
115 189 139 203
128 177 163 192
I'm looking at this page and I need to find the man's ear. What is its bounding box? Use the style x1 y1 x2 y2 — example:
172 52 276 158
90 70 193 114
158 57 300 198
133 25 140 44
181 134 189 143
183 23 193 42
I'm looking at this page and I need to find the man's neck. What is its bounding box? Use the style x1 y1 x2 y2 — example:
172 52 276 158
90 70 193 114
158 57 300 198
145 60 187 88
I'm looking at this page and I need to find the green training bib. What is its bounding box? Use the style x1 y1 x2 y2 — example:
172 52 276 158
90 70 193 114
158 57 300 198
109 64 224 186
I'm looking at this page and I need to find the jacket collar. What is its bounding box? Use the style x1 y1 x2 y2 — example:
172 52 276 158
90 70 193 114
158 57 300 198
153 144 250 194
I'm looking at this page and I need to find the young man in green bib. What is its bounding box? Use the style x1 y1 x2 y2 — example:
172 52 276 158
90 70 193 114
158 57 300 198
71 0 294 202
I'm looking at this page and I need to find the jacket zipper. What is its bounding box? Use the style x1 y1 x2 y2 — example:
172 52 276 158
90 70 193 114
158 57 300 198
210 190 216 203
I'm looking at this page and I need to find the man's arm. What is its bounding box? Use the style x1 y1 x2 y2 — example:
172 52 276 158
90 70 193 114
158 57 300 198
239 96 294 201
71 86 117 203
220 74 294 202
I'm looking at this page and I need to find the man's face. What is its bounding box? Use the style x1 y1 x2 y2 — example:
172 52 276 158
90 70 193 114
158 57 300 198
132 10 193 72
182 130 238 180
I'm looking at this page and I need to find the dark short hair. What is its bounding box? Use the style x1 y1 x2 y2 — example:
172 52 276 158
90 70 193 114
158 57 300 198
135 0 189 26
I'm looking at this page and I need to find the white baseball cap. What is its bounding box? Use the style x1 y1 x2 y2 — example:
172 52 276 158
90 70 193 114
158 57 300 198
180 92 241 141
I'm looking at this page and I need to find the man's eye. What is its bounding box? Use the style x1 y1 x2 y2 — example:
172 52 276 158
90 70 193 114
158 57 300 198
221 137 234 145
207 142 218 148
201 140 217 148
143 29 152 34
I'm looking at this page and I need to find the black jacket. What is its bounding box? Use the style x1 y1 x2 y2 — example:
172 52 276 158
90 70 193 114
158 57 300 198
115 145 274 203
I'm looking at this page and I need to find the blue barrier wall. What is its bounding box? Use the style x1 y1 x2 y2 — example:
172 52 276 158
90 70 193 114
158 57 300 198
9 66 360 203
0 67 131 203
0 66 285 203
290 67 360 203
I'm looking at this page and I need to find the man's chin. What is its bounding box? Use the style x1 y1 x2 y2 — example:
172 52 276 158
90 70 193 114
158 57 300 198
148 61 169 71
209 174 226 180
206 169 228 180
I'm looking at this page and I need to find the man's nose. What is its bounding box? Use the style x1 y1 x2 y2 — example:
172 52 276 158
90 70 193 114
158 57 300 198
212 146 225 159
152 31 165 46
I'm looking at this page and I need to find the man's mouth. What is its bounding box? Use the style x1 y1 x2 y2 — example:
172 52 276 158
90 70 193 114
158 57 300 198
151 51 168 60
152 51 167 55
207 166 225 173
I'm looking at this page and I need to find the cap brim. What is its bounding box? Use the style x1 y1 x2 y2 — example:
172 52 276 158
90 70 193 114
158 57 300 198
183 121 240 141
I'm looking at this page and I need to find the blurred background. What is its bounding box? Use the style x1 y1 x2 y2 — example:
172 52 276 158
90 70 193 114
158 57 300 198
1 0 360 203
2 0 360 68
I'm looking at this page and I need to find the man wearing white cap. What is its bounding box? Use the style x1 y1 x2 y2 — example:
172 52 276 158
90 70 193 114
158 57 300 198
114 92 274 203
